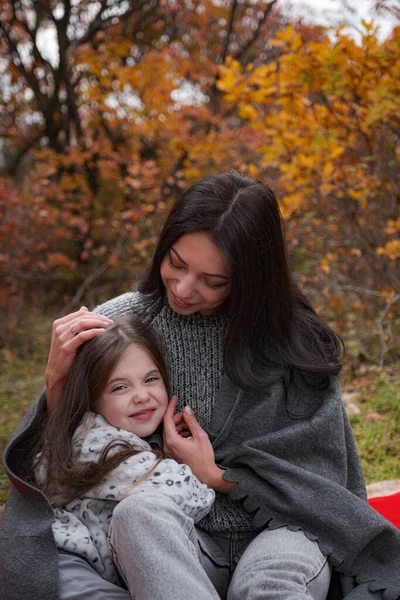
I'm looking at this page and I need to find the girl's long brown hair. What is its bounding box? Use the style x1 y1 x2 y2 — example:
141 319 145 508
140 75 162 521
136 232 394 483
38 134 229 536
34 317 168 507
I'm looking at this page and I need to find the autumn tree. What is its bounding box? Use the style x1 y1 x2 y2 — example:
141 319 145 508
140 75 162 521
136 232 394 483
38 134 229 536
0 0 291 308
218 22 400 361
2 0 396 363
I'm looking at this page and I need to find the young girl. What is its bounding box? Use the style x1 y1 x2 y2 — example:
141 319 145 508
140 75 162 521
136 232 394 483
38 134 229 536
34 317 216 596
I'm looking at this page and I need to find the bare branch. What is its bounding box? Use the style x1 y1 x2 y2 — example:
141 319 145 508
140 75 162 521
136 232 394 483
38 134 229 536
66 0 145 60
59 261 110 316
0 21 43 102
374 0 400 20
221 0 238 63
376 292 400 368
60 233 127 316
131 0 160 37
2 131 44 176
62 0 72 27
18 11 56 76
235 0 278 64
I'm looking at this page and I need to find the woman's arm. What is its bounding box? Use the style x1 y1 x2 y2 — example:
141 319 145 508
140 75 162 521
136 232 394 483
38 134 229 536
46 292 150 411
45 307 113 411
163 397 237 493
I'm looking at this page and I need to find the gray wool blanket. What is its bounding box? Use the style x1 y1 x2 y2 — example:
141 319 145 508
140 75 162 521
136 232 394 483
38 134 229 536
1 292 399 599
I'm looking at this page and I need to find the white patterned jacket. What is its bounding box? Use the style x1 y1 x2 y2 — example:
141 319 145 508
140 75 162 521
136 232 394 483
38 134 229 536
35 412 215 585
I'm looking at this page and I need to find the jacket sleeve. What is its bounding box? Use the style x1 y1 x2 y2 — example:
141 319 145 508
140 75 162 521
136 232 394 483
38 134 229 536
128 458 215 523
89 453 215 523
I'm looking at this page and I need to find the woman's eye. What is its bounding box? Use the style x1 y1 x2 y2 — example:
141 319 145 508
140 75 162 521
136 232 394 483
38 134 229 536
203 279 223 290
167 253 183 270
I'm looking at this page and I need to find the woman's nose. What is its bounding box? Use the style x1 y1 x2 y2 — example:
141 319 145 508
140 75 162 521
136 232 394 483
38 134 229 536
176 275 195 299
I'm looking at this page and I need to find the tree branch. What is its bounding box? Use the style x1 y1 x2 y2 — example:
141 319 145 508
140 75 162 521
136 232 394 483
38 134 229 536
0 21 43 102
66 0 145 60
221 0 238 63
18 14 56 77
376 292 400 367
3 131 44 176
131 0 160 37
60 232 127 316
234 0 278 64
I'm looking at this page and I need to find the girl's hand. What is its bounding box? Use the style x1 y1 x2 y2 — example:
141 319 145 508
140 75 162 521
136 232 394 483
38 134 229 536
163 397 236 493
45 307 113 412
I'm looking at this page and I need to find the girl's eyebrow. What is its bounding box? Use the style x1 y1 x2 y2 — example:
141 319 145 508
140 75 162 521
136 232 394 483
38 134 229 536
144 369 161 378
170 246 231 280
107 369 161 386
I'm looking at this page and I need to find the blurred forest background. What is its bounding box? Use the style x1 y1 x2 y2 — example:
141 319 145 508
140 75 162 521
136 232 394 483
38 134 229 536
0 0 399 504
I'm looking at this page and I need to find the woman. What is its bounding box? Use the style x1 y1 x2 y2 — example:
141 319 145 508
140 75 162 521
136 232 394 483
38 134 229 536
1 171 399 600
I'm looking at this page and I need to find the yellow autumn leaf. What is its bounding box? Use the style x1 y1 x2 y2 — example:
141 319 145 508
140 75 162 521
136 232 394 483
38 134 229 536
376 240 400 260
323 162 334 178
291 33 303 52
348 189 363 200
217 69 237 92
268 38 286 48
239 104 258 120
385 218 400 235
277 25 294 43
320 258 330 274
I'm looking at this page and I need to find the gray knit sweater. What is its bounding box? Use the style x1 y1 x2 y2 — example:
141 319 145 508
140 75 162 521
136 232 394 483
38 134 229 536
94 292 256 532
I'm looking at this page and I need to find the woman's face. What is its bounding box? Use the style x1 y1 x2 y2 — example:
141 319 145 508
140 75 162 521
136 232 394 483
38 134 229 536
160 232 232 316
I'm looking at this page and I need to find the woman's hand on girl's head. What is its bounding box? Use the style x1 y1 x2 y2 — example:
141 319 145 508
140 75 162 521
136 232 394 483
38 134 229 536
163 396 233 491
45 307 113 413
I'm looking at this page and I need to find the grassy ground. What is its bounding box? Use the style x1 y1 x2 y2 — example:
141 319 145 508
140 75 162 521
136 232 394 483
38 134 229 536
0 317 399 506
0 316 52 504
344 368 400 483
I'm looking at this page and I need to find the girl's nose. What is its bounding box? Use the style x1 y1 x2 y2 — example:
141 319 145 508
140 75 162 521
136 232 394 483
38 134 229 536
133 388 150 404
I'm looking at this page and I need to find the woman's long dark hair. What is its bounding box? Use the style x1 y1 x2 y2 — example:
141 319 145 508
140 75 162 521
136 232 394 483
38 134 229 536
139 170 342 390
35 317 168 507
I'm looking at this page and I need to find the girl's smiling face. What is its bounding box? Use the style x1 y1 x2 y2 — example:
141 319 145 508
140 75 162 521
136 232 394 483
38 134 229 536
160 231 232 316
96 343 168 438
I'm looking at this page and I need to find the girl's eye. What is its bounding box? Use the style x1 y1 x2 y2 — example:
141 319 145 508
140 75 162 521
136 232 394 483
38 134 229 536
145 376 159 384
112 384 126 392
167 253 183 270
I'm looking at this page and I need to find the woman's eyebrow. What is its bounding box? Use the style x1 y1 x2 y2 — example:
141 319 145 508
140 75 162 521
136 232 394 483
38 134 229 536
170 246 188 265
170 246 231 280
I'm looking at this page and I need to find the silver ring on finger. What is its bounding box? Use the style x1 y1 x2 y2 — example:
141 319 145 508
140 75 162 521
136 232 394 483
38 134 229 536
70 325 76 334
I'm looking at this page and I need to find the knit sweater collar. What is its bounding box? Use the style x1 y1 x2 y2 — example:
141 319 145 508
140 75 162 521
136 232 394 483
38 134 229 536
158 295 231 328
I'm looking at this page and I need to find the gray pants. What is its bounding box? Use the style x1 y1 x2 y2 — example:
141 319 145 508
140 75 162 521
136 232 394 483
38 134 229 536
59 492 331 600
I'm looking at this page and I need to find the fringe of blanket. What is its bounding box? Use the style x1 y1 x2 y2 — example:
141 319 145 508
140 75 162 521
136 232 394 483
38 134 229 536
228 484 400 600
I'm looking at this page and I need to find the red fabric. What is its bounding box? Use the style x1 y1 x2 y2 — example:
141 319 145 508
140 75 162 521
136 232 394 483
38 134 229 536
368 492 400 528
